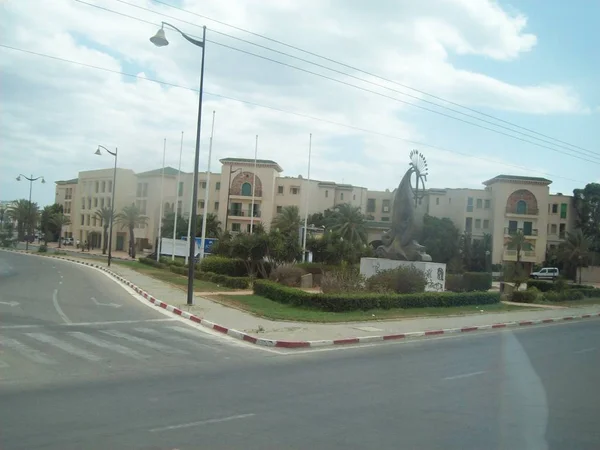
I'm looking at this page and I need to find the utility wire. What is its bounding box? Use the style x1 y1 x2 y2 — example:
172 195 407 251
0 43 586 184
73 0 600 165
149 0 597 158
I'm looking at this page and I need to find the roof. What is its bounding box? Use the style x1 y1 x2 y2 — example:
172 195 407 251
220 157 283 172
137 167 184 177
483 174 552 186
55 178 79 185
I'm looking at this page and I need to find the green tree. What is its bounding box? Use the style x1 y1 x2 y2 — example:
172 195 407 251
195 213 222 238
229 232 270 278
49 213 71 248
328 203 367 244
419 215 460 263
7 199 39 240
115 203 148 258
40 203 64 243
573 183 600 250
504 230 532 290
271 206 302 235
268 229 302 265
161 212 189 239
559 229 592 284
94 207 113 255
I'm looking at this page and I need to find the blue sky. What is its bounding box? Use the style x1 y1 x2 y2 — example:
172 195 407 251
1 0 598 207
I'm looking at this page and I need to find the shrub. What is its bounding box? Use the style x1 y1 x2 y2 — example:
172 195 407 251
366 265 427 294
169 265 250 289
296 262 338 275
199 256 247 277
543 290 585 302
139 257 168 269
37 244 48 253
526 280 555 292
511 287 540 303
321 266 366 294
445 274 464 292
269 264 307 287
462 272 492 292
253 280 500 312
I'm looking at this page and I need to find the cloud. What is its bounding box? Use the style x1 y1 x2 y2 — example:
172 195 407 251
0 0 589 207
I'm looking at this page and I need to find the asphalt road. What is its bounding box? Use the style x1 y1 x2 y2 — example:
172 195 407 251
1 251 600 449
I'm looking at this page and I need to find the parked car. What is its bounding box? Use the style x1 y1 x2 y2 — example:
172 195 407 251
62 237 74 246
530 267 559 280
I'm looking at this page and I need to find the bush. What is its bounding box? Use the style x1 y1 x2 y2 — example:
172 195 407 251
527 279 598 293
169 265 250 289
445 274 464 292
139 257 168 269
38 244 48 253
366 265 427 294
462 272 492 292
321 266 366 294
269 264 307 287
296 262 338 275
199 256 247 277
253 280 500 312
511 287 540 303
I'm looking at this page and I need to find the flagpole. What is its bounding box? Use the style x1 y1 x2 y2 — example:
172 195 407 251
199 111 216 260
302 133 312 262
156 137 167 261
172 131 184 260
250 134 258 233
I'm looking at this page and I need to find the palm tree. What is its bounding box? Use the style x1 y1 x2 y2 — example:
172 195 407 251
506 230 530 265
328 203 367 244
271 206 301 235
115 203 148 258
560 229 591 284
94 207 113 254
49 213 71 248
196 213 222 238
7 199 39 241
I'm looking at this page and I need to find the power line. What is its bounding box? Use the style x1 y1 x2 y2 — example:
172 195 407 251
72 0 600 165
114 0 598 159
149 0 598 158
0 43 586 185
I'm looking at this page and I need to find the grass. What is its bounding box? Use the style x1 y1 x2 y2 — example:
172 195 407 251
114 260 232 292
536 297 600 307
208 294 534 323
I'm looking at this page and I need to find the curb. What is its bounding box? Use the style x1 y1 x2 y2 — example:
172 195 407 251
3 248 600 350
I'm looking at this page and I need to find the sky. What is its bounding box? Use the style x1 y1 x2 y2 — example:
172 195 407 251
1 0 599 207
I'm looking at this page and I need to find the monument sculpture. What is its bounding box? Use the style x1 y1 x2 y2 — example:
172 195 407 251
375 150 432 262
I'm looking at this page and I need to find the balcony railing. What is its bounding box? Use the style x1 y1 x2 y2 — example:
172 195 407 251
504 227 538 236
505 206 539 215
228 210 262 218
504 250 536 258
231 190 263 197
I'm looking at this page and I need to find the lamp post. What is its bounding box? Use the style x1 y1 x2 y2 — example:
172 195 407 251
95 145 117 267
224 167 242 232
16 174 45 251
151 22 206 306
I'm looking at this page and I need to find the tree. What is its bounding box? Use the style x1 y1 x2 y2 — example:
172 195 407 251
229 232 270 278
7 199 39 240
115 203 148 258
195 213 222 238
419 215 460 264
49 213 71 248
328 203 367 244
268 229 302 265
504 230 532 290
559 229 592 284
40 204 64 243
94 207 113 254
573 183 600 250
161 212 189 239
271 206 302 235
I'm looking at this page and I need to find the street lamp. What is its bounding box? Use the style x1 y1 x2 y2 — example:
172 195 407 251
224 167 242 232
151 21 207 306
95 145 118 267
16 174 45 251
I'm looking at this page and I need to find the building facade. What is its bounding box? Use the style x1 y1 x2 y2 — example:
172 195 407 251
55 160 576 265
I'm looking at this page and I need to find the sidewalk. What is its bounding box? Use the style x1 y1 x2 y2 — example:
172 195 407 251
58 255 600 343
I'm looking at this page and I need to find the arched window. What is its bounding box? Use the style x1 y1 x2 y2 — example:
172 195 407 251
516 200 527 214
241 182 252 196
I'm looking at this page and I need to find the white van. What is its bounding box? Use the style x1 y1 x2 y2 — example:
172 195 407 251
530 267 559 280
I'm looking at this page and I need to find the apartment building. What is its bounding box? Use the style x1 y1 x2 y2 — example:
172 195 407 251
55 160 576 266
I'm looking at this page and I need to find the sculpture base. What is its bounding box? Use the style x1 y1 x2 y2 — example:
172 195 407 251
359 258 447 292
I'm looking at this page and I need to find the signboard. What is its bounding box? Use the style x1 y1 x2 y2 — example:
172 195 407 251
159 237 199 257
181 237 218 254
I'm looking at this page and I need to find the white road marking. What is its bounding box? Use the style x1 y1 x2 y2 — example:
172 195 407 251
574 347 596 354
52 289 71 324
443 371 486 381
0 301 19 307
25 333 102 362
161 326 224 350
100 330 189 354
65 318 177 327
135 327 217 351
0 336 55 364
149 413 255 432
68 332 148 360
91 297 121 308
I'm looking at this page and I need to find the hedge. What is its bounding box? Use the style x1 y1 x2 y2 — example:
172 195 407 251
139 257 168 269
543 289 598 302
199 256 248 277
253 280 500 312
527 280 598 292
169 265 251 289
296 262 339 275
511 288 539 303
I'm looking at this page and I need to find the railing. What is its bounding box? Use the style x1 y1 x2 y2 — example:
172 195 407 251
228 210 261 218
506 206 539 215
231 190 263 197
504 227 538 236
559 231 566 239
504 250 536 258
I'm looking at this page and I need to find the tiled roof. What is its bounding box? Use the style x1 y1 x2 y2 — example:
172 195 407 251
137 167 184 177
55 178 78 185
220 158 283 172
483 174 552 186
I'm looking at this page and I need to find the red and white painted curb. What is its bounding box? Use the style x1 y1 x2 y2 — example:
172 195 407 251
3 248 600 349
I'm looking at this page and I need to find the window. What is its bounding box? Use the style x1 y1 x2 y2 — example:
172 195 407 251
92 216 97 227
200 181 207 189
484 199 491 209
523 221 533 235
88 198 92 209
216 182 221 190
353 194 356 200
178 182 184 196
381 217 390 222
436 197 439 205
108 181 112 193
449 198 452 204
107 197 111 207
340 193 344 200
278 186 284 194
276 206 283 213
141 200 147 215
550 224 557 234
94 198 98 207
100 198 104 208
177 201 182 215
476 199 482 209
64 202 71 214
95 181 99 193
232 223 241 232
86 215 90 226
367 198 376 212
475 219 481 229
465 217 473 232
142 183 148 197
559 223 566 238
508 220 518 234
246 224 252 233
483 219 489 229
291 187 299 195
101 181 105 193
418 198 422 205
198 201 205 210
466 197 473 212
382 199 390 213
136 183 142 197
552 203 558 214
81 198 85 209
81 214 84 225
560 203 567 219
241 182 252 196
214 201 219 211
516 200 527 214
325 190 329 198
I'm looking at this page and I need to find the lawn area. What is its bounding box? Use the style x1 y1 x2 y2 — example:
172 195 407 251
114 260 232 292
208 294 535 323
536 297 600 308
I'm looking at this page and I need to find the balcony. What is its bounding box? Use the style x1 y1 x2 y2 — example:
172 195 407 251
503 249 537 262
228 210 262 219
505 206 539 217
504 227 538 237
229 189 263 200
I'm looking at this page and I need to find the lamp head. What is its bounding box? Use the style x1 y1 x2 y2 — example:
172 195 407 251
95 148 102 156
41 178 46 184
16 175 21 181
150 27 169 47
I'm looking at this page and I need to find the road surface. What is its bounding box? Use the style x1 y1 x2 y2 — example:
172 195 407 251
1 251 599 449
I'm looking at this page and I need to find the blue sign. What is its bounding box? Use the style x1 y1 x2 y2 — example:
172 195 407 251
181 237 217 254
